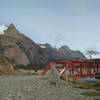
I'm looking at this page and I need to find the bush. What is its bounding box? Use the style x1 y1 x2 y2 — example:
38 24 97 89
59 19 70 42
94 83 100 87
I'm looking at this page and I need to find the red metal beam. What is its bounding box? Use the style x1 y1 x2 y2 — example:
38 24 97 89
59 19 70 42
41 61 100 78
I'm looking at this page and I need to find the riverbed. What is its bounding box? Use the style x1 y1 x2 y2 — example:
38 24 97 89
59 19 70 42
0 75 99 100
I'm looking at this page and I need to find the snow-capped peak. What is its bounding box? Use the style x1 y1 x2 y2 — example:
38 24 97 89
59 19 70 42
0 25 8 34
40 45 46 48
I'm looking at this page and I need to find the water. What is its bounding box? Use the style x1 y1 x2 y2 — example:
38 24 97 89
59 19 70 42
79 78 100 83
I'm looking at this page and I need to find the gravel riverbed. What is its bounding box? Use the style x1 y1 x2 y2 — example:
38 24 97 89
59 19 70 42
0 75 99 100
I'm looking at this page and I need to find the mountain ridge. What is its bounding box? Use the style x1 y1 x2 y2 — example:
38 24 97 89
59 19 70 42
0 24 86 67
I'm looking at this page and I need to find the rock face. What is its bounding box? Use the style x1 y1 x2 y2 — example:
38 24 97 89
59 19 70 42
0 57 17 75
0 24 86 67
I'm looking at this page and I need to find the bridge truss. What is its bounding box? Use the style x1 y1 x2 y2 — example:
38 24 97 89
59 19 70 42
41 61 100 78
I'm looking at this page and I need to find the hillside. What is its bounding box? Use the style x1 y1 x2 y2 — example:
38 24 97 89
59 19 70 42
0 57 17 75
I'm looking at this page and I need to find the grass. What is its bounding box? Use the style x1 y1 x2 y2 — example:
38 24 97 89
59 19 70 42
94 83 100 87
33 72 39 75
80 91 100 96
26 72 39 76
18 66 45 70
68 78 100 90
94 98 100 100
78 86 87 89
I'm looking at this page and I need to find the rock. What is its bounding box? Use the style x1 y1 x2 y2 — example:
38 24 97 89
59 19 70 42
0 57 17 75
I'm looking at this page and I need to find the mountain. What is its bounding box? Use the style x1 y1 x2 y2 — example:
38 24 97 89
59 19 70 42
59 45 86 60
39 44 86 61
0 24 86 67
39 43 60 61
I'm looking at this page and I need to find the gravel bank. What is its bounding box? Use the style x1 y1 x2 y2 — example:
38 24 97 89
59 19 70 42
0 75 99 100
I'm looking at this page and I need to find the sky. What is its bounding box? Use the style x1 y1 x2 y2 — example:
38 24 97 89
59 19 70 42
0 0 100 57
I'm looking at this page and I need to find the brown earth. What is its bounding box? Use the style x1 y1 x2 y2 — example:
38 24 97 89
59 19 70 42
0 57 18 75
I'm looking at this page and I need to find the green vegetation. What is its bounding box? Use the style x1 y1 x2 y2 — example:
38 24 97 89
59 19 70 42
31 72 39 75
94 83 100 87
94 98 100 100
80 91 100 96
18 66 45 70
68 78 100 90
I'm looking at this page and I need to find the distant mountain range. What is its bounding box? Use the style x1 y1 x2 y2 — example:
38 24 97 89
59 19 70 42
0 24 86 67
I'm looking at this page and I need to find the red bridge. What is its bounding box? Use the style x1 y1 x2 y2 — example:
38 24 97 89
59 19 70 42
41 61 100 78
